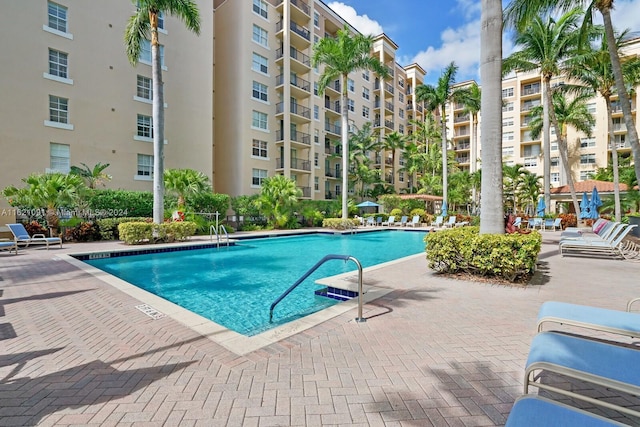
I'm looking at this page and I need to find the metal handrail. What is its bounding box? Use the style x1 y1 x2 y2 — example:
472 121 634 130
269 254 365 323
209 225 230 247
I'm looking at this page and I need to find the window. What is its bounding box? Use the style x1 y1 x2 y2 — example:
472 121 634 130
550 141 558 151
587 102 597 114
252 52 268 74
551 172 560 183
399 109 404 119
157 12 164 30
348 99 354 112
502 87 514 98
252 24 268 47
398 78 405 88
313 82 318 96
137 114 153 138
313 11 319 27
550 157 559 167
252 168 268 186
399 92 404 103
252 81 268 102
523 145 540 157
399 124 404 134
137 75 152 99
249 139 266 159
580 170 595 180
314 129 319 144
48 49 68 78
503 131 514 142
522 82 540 95
362 70 369 81
502 117 514 127
314 153 319 167
362 87 369 100
314 105 319 120
50 143 70 173
253 0 268 19
362 106 369 119
314 176 319 191
502 102 514 112
252 110 268 130
399 172 404 182
137 154 153 177
502 146 514 157
348 78 354 92
49 95 68 123
524 157 537 167
580 137 596 149
580 153 596 165
140 40 165 66
48 2 67 33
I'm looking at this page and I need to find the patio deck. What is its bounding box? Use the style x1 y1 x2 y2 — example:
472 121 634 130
1 232 639 426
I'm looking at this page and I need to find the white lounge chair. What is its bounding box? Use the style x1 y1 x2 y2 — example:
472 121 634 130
381 215 395 227
7 223 62 250
559 224 636 257
0 241 18 255
443 216 457 228
408 215 421 227
395 215 408 226
430 216 444 228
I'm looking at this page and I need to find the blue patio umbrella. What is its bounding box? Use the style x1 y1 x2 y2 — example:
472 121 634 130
579 192 590 220
536 197 546 217
441 201 448 218
355 201 380 208
589 186 602 219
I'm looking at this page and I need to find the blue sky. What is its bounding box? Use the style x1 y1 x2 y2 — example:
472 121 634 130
326 0 640 85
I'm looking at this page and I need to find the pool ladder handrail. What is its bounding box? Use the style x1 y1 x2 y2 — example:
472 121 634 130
268 254 365 323
210 224 230 246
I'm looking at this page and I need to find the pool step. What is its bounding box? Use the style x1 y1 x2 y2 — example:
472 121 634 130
315 286 359 301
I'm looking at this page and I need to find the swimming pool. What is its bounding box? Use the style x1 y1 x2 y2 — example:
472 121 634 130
83 230 427 336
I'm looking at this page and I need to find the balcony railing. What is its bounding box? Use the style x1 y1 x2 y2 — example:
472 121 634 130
291 130 310 145
521 101 541 112
325 122 341 134
609 141 631 149
455 130 470 137
325 101 340 113
290 21 310 41
276 46 310 67
454 114 470 123
612 123 627 132
455 156 470 163
385 101 394 112
291 102 310 118
384 119 394 130
455 143 470 150
276 157 311 171
521 86 541 96
298 186 311 198
384 83 395 94
276 74 310 92
325 170 342 178
290 0 310 16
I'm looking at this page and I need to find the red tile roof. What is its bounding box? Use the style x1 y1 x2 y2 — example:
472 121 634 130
550 180 628 194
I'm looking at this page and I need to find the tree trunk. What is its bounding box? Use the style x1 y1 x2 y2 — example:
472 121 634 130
440 108 448 206
479 0 504 234
150 11 165 225
46 206 59 237
601 9 640 197
471 113 478 212
542 76 551 215
605 100 622 221
341 73 349 220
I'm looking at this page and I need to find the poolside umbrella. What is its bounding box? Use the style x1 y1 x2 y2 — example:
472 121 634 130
579 192 590 220
355 201 380 208
441 201 448 218
536 197 546 217
589 186 602 219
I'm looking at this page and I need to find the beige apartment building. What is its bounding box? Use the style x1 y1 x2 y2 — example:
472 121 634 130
0 0 214 215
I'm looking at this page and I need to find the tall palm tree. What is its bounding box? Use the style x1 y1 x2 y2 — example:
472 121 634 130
164 168 211 211
256 175 302 229
381 131 406 185
505 0 640 197
479 0 504 233
125 0 201 224
503 164 528 213
566 30 640 221
415 62 463 211
529 90 596 215
517 172 543 215
503 8 582 215
455 82 482 211
348 123 380 197
69 162 112 189
312 25 389 220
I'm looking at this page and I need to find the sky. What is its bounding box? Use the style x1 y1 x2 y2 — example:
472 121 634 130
326 0 640 85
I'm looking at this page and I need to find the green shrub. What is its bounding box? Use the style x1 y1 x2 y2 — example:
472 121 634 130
117 221 197 244
410 208 426 221
160 221 197 242
96 217 151 240
186 192 230 214
118 222 154 244
390 208 403 217
425 227 541 282
63 221 101 242
86 189 153 217
322 218 359 229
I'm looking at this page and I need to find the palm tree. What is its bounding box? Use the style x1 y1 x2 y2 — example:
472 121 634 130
479 0 504 233
164 168 211 211
503 8 583 215
312 25 389 220
415 62 464 211
125 0 201 225
69 162 112 189
381 131 406 185
455 82 482 211
256 175 302 229
528 90 596 215
505 0 640 189
566 30 640 221
517 172 543 215
503 164 528 213
3 172 85 236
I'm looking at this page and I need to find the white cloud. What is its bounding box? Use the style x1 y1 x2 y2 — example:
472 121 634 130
326 2 384 36
611 0 640 34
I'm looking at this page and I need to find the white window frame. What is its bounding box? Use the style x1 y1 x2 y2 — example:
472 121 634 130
136 114 153 139
362 70 370 81
580 153 597 165
47 2 67 33
50 142 70 173
348 99 355 112
502 117 514 127
550 157 560 167
551 172 560 183
580 137 596 149
502 87 514 98
252 110 268 131
399 109 404 119
252 81 268 102
503 131 514 142
140 40 166 69
313 11 319 27
252 0 268 19
347 78 355 92
49 95 68 124
362 106 369 119
252 139 268 159
252 24 268 48
502 102 514 112
313 105 319 120
252 168 268 187
252 52 269 75
362 87 369 100
136 75 152 101
502 146 514 158
135 154 153 180
48 48 68 79
314 153 319 168
580 170 595 180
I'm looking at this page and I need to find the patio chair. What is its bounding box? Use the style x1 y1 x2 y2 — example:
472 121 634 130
430 216 444 228
524 331 640 418
408 215 421 227
561 220 614 240
537 300 640 338
375 217 383 226
395 215 408 226
0 241 18 255
528 217 543 230
443 216 457 228
544 218 562 231
559 222 622 245
6 223 62 250
513 217 522 228
365 217 375 227
381 215 395 227
559 224 636 257
506 395 625 427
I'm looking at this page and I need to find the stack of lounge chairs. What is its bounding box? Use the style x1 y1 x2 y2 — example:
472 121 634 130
506 298 640 425
558 220 637 259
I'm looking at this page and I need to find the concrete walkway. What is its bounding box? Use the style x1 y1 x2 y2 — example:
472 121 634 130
1 231 639 426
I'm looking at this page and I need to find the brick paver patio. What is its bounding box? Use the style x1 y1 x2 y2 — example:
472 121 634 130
1 232 639 426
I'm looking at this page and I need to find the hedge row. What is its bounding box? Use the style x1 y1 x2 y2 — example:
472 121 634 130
118 221 197 245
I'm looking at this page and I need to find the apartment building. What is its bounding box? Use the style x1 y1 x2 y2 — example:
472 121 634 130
0 1 214 213
212 0 421 199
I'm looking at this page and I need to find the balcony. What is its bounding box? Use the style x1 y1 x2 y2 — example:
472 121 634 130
276 20 311 48
291 130 310 145
325 100 340 115
384 119 394 130
276 74 310 94
276 46 310 74
612 123 627 132
454 130 470 137
455 142 470 150
298 186 311 198
384 101 394 112
384 83 395 95
455 156 470 164
325 170 342 179
290 21 310 41
290 0 310 16
276 157 311 171
454 114 470 123
325 122 341 135
384 158 392 165
521 85 541 96
521 100 541 112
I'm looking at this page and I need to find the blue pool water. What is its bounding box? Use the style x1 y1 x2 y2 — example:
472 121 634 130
84 230 427 336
